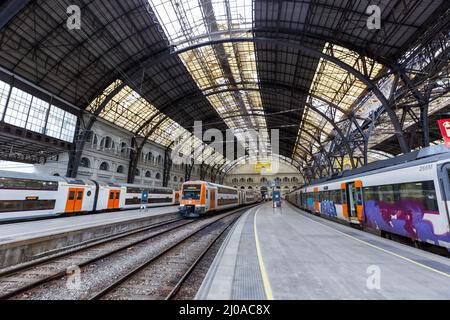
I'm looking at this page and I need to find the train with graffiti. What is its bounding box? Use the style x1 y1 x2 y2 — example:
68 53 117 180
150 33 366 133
0 170 180 222
179 181 260 217
286 145 450 252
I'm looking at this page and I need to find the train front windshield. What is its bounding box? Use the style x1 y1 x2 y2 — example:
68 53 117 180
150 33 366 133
182 184 201 200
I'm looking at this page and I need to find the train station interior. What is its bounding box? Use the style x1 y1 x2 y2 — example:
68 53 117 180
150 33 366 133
0 0 449 303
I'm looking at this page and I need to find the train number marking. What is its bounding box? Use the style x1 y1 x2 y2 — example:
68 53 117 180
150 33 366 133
419 164 433 171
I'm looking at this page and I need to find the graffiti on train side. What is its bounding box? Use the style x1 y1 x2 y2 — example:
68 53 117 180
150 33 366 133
320 200 337 217
363 200 450 246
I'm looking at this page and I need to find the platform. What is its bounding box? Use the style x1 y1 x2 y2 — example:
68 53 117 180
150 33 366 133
197 201 450 300
0 206 180 270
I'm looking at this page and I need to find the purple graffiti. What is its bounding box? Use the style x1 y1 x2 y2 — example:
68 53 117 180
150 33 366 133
363 199 450 248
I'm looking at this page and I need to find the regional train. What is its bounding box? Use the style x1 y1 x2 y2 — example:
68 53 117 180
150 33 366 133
286 145 450 252
0 170 180 222
179 181 261 217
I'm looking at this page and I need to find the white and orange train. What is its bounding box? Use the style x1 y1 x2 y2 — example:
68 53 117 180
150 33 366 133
286 145 450 252
0 170 180 222
179 181 260 217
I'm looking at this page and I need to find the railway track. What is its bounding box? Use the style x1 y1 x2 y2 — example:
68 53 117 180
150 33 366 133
0 205 254 300
0 217 191 299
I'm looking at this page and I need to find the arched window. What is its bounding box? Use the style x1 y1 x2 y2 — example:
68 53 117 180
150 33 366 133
117 165 124 174
283 177 289 183
247 178 253 183
239 178 245 183
99 162 109 171
292 177 298 183
240 186 245 189
173 176 178 182
145 171 151 178
135 168 140 176
275 177 281 183
104 136 112 149
148 152 153 163
233 186 238 189
155 172 161 180
93 135 98 146
157 155 162 164
260 177 267 183
248 186 253 189
232 178 238 183
53 173 60 176
180 177 184 182
80 157 90 168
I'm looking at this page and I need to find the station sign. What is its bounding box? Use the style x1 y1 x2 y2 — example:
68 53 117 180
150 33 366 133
255 162 271 173
438 119 450 147
141 191 148 204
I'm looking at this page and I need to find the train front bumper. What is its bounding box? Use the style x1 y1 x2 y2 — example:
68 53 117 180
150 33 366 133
178 205 206 218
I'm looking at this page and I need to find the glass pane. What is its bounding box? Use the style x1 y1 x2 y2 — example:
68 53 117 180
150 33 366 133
46 105 65 139
4 87 32 128
26 96 49 134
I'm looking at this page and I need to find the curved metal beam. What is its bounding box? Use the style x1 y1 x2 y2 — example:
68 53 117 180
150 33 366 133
201 87 356 168
72 36 408 176
167 37 408 154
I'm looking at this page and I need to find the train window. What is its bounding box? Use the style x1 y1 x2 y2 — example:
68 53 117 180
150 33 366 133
125 198 141 205
182 185 201 199
341 189 347 203
0 178 58 191
0 200 22 212
115 192 120 199
378 185 395 203
109 192 114 199
68 191 75 200
336 190 342 204
77 191 83 200
0 200 56 212
399 181 438 212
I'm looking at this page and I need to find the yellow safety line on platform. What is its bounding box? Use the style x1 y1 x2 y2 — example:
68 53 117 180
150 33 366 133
254 206 274 300
289 204 450 280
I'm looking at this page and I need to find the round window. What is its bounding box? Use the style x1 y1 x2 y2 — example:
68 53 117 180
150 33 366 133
87 191 92 196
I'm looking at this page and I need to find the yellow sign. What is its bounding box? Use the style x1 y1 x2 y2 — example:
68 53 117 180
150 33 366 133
255 162 271 173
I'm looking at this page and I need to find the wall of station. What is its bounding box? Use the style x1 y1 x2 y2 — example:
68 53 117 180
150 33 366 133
0 116 208 190
225 162 303 196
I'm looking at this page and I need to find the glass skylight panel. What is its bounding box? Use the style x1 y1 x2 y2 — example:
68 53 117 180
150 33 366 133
148 0 253 49
149 1 270 157
87 79 229 166
292 43 384 162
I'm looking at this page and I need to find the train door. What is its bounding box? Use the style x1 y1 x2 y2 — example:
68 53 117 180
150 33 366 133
313 187 319 213
65 188 83 213
346 180 363 223
210 189 216 210
108 190 120 209
114 190 121 209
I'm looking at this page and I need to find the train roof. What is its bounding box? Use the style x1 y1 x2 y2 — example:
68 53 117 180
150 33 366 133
0 170 66 182
121 183 172 190
308 144 450 187
182 180 237 189
0 170 94 186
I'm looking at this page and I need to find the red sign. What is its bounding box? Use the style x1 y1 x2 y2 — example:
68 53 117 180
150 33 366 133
438 119 450 147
